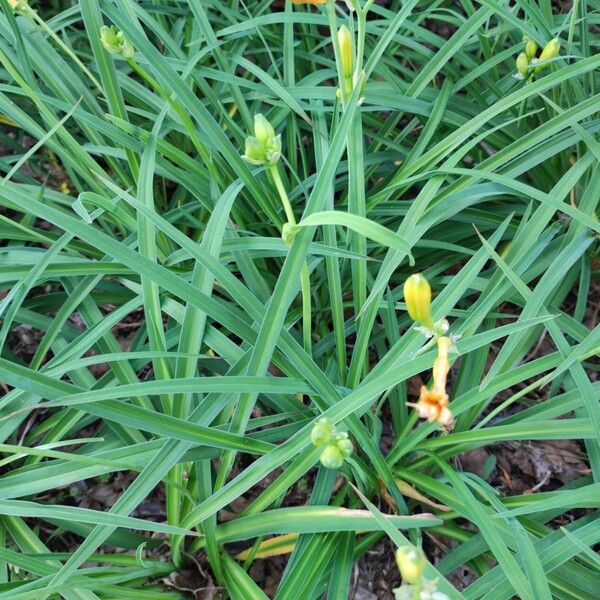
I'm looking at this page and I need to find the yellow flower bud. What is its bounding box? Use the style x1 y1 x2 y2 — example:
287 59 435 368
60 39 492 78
515 52 529 79
535 37 560 72
395 546 426 585
403 274 433 328
337 25 354 80
525 38 538 60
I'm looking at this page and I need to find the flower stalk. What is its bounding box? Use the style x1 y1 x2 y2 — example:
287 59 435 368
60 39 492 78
242 114 312 353
404 274 455 428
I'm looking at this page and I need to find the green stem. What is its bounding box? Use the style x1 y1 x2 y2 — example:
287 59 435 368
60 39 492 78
269 164 312 353
269 164 296 225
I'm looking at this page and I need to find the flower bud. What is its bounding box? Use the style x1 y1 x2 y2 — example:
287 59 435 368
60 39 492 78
253 114 276 145
535 37 560 72
241 115 281 166
524 38 538 60
337 25 354 80
332 431 353 458
100 25 134 59
311 417 334 447
241 136 264 165
100 25 119 53
403 274 433 328
8 0 28 12
119 34 135 60
264 134 282 166
515 52 529 79
395 546 426 585
319 444 345 469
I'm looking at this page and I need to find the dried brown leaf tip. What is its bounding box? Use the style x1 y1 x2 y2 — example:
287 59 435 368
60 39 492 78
291 0 327 4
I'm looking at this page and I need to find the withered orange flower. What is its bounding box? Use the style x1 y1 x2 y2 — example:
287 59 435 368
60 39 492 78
408 386 453 427
408 336 454 428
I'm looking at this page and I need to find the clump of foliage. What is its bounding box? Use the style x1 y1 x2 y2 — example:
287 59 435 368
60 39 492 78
0 0 598 598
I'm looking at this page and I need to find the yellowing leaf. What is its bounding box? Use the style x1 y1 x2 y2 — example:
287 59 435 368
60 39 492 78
235 533 298 560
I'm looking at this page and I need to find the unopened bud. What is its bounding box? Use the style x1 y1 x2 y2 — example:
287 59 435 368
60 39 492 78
241 136 264 165
311 417 334 447
403 274 433 328
524 37 538 60
264 134 282 166
253 114 276 145
535 37 560 72
337 25 354 80
100 25 134 59
332 431 353 458
242 114 281 166
515 52 529 79
8 0 28 12
319 444 345 469
395 546 426 585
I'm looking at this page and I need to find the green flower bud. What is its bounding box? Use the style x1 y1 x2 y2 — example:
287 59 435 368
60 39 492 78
8 0 28 12
319 444 345 469
100 25 134 59
403 274 433 328
332 431 353 458
119 34 135 60
395 546 426 585
311 417 335 447
241 115 281 166
524 38 538 60
337 25 354 80
264 134 282 166
253 114 276 145
535 37 560 72
241 136 264 165
100 26 120 53
515 52 529 79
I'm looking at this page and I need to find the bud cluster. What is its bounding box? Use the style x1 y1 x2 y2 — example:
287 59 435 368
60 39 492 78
241 114 282 167
7 0 29 14
100 25 135 60
394 546 449 600
310 417 353 469
515 36 560 80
